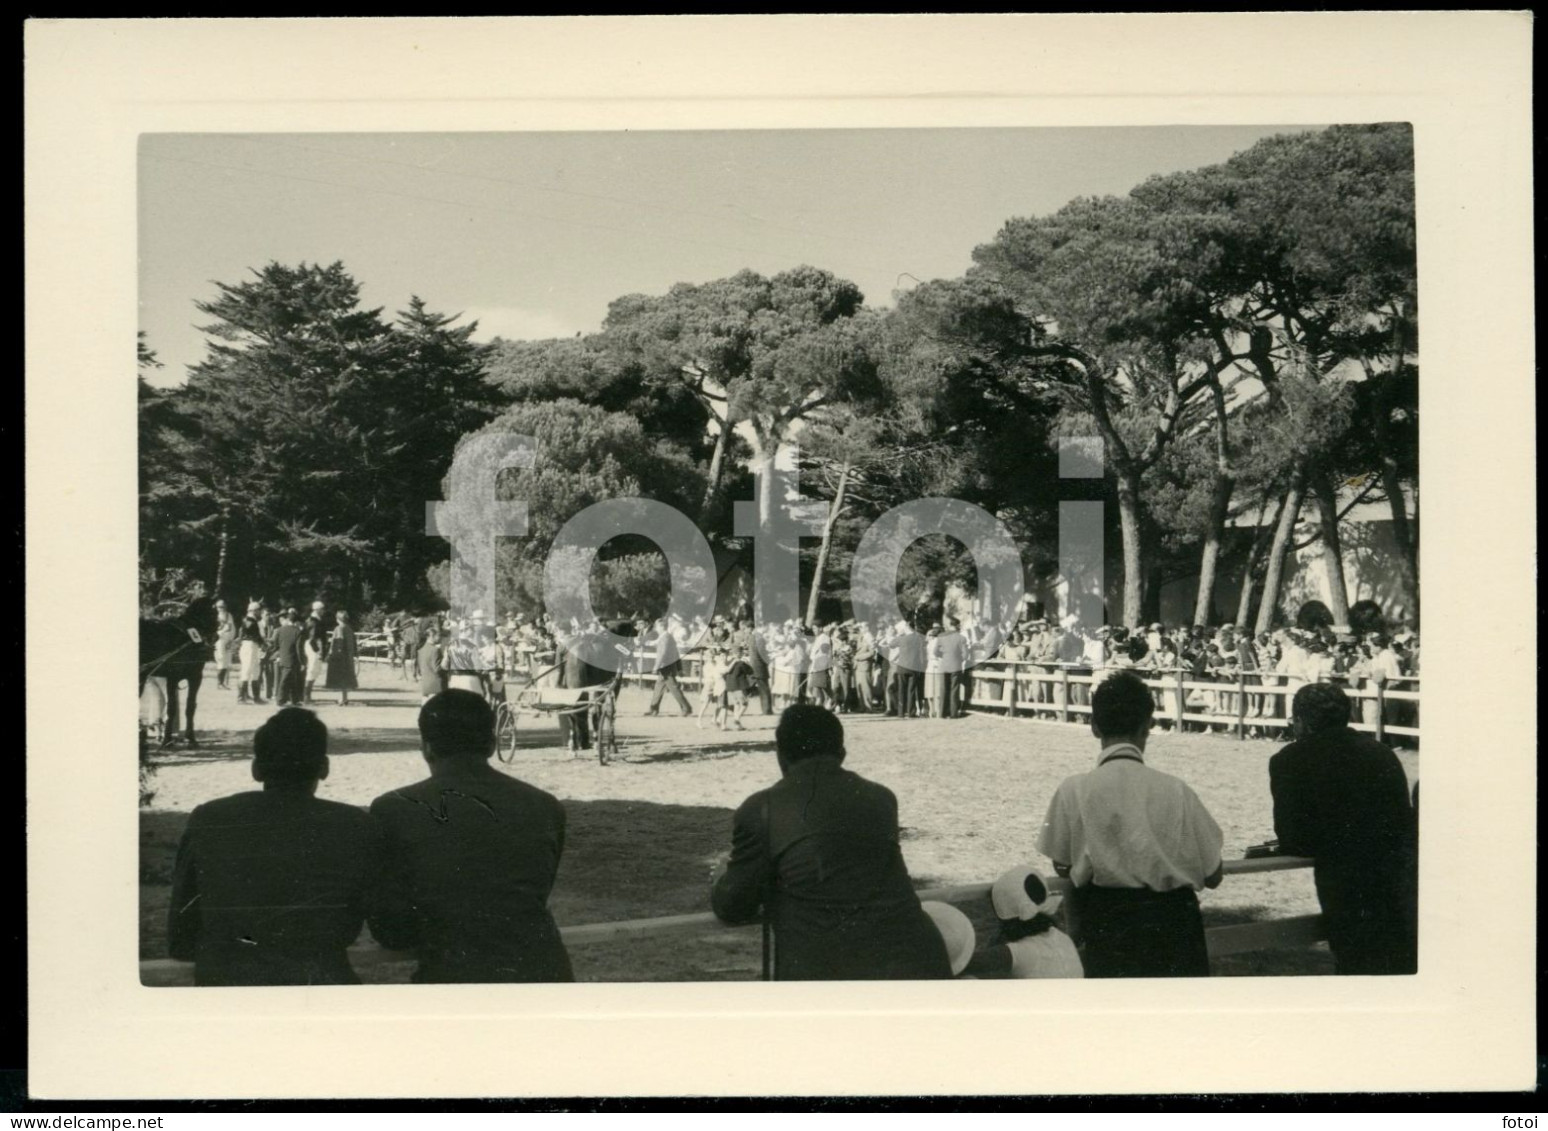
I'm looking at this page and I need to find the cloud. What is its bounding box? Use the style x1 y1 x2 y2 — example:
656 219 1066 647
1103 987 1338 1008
457 306 591 343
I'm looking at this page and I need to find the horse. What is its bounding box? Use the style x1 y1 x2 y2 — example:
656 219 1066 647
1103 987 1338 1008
139 596 217 747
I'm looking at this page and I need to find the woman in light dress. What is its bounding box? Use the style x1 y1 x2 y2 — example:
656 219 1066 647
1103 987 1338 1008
924 627 944 718
696 646 728 728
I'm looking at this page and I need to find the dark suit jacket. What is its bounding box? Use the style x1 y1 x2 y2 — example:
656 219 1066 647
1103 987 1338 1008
272 622 303 669
168 790 378 986
712 757 951 981
368 763 574 983
1269 726 1418 973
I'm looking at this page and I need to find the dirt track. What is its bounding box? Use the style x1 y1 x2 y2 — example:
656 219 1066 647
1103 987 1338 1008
141 662 1418 979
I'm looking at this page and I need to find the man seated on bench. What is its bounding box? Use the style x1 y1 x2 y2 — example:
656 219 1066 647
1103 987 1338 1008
368 690 574 983
167 708 378 985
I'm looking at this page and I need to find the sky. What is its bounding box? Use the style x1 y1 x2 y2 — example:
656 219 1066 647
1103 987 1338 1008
138 126 1320 386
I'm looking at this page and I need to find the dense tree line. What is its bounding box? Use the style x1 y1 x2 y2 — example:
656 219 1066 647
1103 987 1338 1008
140 124 1417 628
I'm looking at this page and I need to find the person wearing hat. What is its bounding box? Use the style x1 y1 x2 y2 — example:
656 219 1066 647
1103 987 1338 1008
272 607 305 706
887 618 925 719
212 599 237 690
963 865 1084 979
235 601 266 704
711 705 951 980
1269 683 1417 975
302 600 329 705
921 901 976 978
1038 670 1224 978
168 708 378 985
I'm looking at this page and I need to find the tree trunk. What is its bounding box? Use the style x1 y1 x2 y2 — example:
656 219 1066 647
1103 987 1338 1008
1311 471 1351 627
1254 469 1306 636
1234 498 1281 631
1116 470 1144 629
214 504 231 595
699 411 730 521
1194 473 1235 627
1370 425 1419 614
804 460 850 627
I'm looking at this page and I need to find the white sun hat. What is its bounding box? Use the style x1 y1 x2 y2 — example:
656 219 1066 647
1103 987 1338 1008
921 900 976 976
991 864 1063 921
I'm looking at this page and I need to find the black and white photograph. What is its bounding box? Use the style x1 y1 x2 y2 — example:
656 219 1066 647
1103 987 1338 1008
25 14 1535 1102
133 122 1423 988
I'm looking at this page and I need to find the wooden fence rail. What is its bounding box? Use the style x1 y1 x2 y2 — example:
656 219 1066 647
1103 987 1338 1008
140 856 1320 986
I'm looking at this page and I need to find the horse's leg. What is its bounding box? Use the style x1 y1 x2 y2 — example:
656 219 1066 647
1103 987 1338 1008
163 679 181 747
185 673 201 746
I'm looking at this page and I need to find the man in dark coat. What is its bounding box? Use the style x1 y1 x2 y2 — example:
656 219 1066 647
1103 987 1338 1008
710 705 952 980
168 708 377 985
1270 683 1418 975
368 690 573 983
271 608 304 706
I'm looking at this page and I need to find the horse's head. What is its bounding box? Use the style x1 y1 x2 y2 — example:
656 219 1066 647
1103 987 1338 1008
182 596 219 642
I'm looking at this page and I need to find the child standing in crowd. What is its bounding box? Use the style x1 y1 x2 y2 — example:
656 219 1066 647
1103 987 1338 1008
697 646 728 729
965 865 1084 979
721 647 753 731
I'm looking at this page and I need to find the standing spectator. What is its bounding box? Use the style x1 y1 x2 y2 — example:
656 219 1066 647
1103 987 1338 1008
964 865 1084 979
890 620 925 719
442 622 483 696
645 617 693 717
696 646 729 729
236 601 266 705
1270 683 1418 975
168 708 377 985
923 626 945 718
213 599 236 690
325 611 359 707
710 705 952 980
368 690 573 983
721 647 754 731
807 625 834 710
852 626 876 712
272 608 304 707
259 604 279 703
416 620 445 704
302 601 328 705
735 618 773 715
1038 671 1225 978
400 614 421 682
937 616 971 719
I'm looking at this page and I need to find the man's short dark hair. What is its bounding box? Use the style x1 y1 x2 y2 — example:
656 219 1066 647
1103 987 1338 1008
775 704 845 765
1293 683 1351 736
253 707 328 784
1090 670 1155 739
419 690 494 759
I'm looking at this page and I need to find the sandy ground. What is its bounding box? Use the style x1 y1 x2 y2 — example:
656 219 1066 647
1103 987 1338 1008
142 661 1418 980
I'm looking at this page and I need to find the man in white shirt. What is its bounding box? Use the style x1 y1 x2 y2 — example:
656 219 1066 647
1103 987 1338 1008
1038 670 1224 977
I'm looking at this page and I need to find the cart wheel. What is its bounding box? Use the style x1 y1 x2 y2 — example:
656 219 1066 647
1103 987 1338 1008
493 701 519 763
596 701 616 766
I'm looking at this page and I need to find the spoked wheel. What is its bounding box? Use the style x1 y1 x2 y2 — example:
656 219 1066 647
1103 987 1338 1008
593 698 617 766
493 701 519 763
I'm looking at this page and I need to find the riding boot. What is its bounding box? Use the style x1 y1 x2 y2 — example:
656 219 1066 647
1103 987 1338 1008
250 681 266 704
304 680 316 704
236 684 250 703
